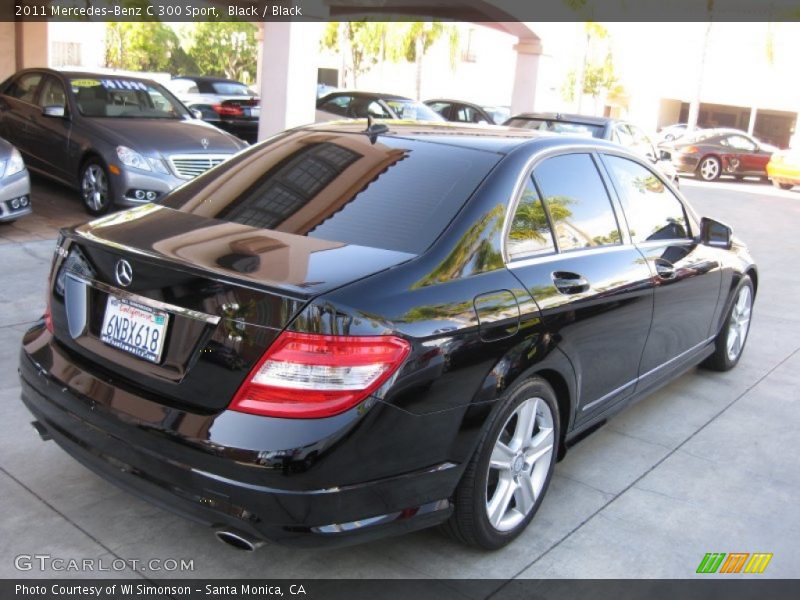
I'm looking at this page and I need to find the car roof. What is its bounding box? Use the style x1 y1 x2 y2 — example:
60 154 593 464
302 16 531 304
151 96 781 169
172 75 245 84
508 112 613 126
321 91 413 102
301 120 622 155
424 99 481 107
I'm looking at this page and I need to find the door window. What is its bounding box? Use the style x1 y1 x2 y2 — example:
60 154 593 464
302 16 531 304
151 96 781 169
507 176 556 259
604 155 691 242
427 102 451 118
5 73 43 104
723 135 757 152
38 77 67 109
533 153 622 250
454 105 480 123
319 95 352 116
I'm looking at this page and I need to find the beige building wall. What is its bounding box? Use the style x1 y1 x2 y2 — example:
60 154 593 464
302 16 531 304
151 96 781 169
0 22 16 82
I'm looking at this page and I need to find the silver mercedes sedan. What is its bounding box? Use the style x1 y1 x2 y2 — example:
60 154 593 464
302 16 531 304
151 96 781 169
0 137 31 222
0 69 248 215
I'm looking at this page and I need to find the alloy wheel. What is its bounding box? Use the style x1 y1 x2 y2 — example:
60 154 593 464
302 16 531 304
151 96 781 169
82 164 108 212
726 285 752 361
486 397 554 532
699 157 720 181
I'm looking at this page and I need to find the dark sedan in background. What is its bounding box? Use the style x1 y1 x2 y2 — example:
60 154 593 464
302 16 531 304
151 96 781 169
166 75 260 143
0 137 31 222
316 91 444 122
504 112 680 186
20 121 756 551
424 99 510 124
665 128 776 181
0 69 247 215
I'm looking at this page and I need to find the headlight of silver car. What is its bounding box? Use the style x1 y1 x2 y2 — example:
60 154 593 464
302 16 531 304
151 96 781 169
116 146 151 171
3 147 25 178
146 157 170 175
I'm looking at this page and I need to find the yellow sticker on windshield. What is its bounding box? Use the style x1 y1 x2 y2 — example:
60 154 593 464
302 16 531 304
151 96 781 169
70 79 101 88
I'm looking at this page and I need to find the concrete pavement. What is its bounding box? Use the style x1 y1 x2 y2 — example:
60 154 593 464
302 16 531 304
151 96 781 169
0 175 797 584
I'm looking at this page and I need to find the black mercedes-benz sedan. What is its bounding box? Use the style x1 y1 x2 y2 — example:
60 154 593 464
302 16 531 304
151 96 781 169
19 121 756 550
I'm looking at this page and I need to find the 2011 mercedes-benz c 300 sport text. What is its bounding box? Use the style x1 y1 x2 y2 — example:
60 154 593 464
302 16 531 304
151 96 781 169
19 121 756 550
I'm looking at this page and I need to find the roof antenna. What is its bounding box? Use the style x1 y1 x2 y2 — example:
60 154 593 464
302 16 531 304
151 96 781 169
364 115 389 144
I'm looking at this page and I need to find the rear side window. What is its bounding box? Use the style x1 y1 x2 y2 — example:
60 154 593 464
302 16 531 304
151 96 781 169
507 176 556 259
533 153 622 250
5 73 42 103
319 95 352 116
604 155 691 242
163 132 501 254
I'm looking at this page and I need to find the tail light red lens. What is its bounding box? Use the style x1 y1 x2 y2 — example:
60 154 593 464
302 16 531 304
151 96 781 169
44 294 53 333
211 103 244 117
230 332 411 418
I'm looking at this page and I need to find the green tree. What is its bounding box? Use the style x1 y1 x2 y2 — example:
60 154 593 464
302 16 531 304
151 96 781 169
320 21 396 88
562 22 621 113
105 22 185 72
399 22 459 100
183 22 259 83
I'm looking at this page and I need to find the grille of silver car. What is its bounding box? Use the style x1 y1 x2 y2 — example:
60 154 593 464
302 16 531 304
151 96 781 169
169 154 230 179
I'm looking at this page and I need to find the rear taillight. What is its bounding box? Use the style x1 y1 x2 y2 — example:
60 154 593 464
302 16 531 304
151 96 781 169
230 332 411 418
44 293 53 333
212 103 244 117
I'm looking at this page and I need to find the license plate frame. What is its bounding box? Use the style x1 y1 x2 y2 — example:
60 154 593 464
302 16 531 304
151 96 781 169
100 295 169 364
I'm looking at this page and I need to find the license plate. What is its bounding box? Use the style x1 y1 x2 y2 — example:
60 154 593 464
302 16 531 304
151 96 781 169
100 296 169 363
248 107 260 118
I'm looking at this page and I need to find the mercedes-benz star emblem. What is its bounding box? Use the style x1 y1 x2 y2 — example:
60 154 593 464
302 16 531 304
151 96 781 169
115 259 133 288
200 137 209 149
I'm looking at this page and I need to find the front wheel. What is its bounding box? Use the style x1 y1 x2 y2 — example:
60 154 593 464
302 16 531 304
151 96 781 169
441 378 559 549
80 160 114 216
702 276 754 371
698 156 721 181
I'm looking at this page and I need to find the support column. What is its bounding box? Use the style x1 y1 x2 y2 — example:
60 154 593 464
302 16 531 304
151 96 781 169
510 38 543 116
258 22 324 141
15 22 48 70
254 23 264 91
747 106 757 135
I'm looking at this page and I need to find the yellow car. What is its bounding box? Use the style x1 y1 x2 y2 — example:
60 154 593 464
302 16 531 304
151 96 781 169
766 149 800 190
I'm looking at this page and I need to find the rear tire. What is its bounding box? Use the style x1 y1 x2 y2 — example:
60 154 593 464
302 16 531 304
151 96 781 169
441 377 560 549
80 159 114 216
773 180 793 190
702 276 754 372
698 156 721 181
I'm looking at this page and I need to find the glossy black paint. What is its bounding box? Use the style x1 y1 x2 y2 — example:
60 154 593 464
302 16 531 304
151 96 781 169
19 122 757 547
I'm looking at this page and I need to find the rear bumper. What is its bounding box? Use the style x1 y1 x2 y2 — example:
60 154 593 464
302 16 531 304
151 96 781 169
671 153 700 173
18 325 459 547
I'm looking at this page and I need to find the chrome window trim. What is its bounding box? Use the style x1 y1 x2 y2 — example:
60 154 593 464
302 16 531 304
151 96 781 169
501 144 632 265
66 272 221 325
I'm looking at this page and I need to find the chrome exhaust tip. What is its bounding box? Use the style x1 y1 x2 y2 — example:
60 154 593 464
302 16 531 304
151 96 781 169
214 528 265 551
31 420 52 441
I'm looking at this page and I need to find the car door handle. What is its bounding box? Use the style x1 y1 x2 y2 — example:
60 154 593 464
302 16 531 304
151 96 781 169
552 271 590 294
655 260 676 279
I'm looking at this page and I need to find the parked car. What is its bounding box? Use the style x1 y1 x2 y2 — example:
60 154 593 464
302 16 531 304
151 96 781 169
657 123 692 143
0 138 31 222
316 91 445 122
666 128 777 182
766 148 800 190
0 69 247 216
166 76 260 143
504 112 680 186
20 121 756 550
424 99 510 125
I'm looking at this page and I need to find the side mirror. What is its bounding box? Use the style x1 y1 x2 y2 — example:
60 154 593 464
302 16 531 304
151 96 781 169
42 105 66 118
700 217 732 250
191 109 203 120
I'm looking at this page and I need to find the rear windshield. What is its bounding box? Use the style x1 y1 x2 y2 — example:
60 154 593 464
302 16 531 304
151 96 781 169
161 130 500 254
506 118 604 138
209 82 252 96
